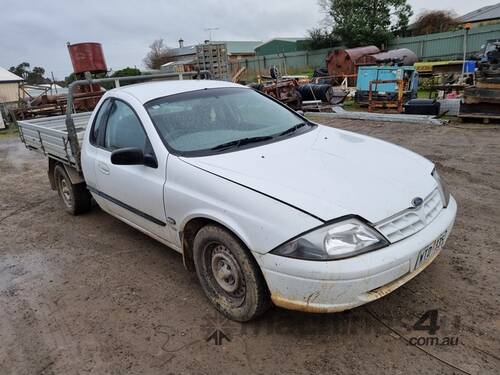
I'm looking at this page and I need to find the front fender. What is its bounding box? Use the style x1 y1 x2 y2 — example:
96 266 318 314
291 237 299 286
165 156 322 254
179 210 255 252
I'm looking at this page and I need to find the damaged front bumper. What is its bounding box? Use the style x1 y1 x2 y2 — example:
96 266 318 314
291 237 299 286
256 196 457 313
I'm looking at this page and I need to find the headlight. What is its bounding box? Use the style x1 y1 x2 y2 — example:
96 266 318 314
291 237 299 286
271 218 389 261
432 168 450 208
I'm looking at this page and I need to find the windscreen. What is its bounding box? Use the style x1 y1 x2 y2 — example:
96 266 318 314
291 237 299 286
144 87 305 155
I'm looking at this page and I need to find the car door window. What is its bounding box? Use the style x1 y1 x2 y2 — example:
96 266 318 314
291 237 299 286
104 100 147 151
90 99 111 146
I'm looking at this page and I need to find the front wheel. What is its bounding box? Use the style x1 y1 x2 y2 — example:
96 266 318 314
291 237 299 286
54 164 91 215
193 225 271 321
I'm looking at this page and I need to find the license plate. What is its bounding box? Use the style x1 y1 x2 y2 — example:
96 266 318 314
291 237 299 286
414 230 447 270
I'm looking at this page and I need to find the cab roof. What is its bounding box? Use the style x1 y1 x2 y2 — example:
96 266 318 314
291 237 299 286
116 79 245 104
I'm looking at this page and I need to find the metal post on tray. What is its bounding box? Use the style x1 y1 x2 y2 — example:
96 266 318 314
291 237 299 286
64 71 211 170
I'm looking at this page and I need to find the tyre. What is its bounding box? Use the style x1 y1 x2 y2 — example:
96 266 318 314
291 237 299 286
290 89 302 110
54 164 91 215
193 224 271 322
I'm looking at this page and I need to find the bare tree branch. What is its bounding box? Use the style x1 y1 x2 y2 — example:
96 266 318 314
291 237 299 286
143 39 173 70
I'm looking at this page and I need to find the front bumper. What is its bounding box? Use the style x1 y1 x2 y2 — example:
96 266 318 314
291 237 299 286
256 196 457 313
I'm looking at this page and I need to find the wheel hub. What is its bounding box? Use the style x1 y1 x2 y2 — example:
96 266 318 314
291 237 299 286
210 245 243 296
60 178 71 205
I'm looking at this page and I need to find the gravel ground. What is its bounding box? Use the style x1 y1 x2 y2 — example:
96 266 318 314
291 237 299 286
0 118 499 375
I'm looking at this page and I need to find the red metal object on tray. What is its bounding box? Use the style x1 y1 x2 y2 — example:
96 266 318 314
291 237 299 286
67 42 107 74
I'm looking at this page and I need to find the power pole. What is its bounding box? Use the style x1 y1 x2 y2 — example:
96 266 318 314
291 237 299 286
51 72 58 94
462 23 472 80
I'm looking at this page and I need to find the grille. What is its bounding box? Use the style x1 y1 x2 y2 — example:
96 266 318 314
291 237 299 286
376 188 443 243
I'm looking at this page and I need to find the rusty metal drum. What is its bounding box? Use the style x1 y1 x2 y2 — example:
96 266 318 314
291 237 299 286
67 42 107 74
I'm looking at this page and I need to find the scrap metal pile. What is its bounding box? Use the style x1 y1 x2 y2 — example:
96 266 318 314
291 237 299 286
323 46 417 86
247 46 420 113
312 46 420 113
12 89 103 120
11 42 107 120
460 40 500 121
249 66 349 111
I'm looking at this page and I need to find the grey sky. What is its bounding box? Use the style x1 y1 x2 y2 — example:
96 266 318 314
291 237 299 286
0 0 495 79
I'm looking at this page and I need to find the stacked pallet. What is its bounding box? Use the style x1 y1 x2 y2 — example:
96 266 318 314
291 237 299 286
196 43 229 81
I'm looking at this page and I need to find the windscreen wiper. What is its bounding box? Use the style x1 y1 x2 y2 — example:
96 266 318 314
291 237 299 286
210 135 274 151
278 122 310 137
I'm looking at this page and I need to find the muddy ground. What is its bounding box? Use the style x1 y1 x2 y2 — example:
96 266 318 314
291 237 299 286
0 118 499 375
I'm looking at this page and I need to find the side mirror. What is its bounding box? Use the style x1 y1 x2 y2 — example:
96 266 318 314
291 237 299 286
111 147 146 166
143 153 158 168
111 148 158 168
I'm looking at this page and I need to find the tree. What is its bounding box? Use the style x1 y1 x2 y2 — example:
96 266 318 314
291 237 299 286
9 62 30 79
63 73 77 87
320 0 413 47
9 62 49 84
111 67 141 78
107 67 143 87
143 39 173 69
306 28 340 50
28 67 48 84
411 10 458 36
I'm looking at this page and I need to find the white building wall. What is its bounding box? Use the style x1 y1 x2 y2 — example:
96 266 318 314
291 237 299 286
0 82 20 103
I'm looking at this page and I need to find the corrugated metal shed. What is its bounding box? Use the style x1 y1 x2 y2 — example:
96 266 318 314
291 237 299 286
0 67 23 103
215 41 262 55
0 67 23 83
255 38 309 56
457 3 500 23
169 45 197 58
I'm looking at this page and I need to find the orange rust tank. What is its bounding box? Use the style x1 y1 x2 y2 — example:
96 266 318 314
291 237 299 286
67 42 107 110
326 46 380 83
67 42 107 75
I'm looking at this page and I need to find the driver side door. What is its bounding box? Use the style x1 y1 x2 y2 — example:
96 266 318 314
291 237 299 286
92 98 171 243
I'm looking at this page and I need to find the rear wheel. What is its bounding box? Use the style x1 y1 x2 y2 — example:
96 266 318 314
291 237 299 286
193 225 270 322
54 165 91 215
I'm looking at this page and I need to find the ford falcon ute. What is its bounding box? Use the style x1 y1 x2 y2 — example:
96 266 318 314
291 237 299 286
17 74 457 321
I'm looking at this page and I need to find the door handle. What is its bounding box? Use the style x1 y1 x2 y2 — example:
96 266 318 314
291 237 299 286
97 162 110 175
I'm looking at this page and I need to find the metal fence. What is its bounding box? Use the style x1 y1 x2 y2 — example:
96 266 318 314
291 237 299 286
228 48 334 77
391 23 500 61
229 24 500 77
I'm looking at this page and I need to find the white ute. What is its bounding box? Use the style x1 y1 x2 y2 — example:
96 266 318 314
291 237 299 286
18 74 457 321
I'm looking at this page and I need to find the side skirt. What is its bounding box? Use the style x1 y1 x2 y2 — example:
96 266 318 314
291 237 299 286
89 191 183 254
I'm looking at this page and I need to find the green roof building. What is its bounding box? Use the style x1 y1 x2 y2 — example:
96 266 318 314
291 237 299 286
213 41 262 61
255 38 309 56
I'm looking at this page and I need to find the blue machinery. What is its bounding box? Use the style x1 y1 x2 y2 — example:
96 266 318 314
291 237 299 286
355 66 419 111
